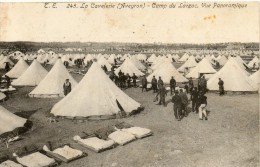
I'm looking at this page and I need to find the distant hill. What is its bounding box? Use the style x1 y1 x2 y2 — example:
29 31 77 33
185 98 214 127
0 41 258 54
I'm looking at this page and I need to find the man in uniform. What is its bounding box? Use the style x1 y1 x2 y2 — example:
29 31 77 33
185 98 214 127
190 87 199 113
218 78 225 96
141 76 147 92
172 90 182 121
158 76 164 90
151 76 158 93
188 77 194 94
170 76 176 95
132 73 138 88
199 76 207 94
63 79 71 96
156 83 167 106
198 92 208 120
179 89 189 117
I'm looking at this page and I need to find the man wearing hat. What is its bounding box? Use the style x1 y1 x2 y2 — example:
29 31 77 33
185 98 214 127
63 79 71 96
218 78 225 96
170 76 176 95
172 90 182 121
156 83 167 106
151 76 158 93
158 76 164 90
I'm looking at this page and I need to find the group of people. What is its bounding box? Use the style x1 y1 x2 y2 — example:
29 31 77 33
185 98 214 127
139 75 210 121
109 70 138 89
172 78 208 121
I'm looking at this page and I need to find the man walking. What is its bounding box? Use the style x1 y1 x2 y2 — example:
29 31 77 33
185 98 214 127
218 78 225 96
198 92 208 120
179 89 189 117
172 90 182 121
151 76 158 93
158 76 164 90
156 83 167 106
170 76 176 95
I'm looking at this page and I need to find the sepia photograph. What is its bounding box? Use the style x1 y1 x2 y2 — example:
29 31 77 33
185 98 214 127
0 1 259 167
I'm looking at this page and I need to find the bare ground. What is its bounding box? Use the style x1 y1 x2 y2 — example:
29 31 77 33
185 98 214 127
0 73 259 167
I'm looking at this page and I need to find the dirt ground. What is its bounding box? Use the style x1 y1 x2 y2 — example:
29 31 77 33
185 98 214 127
0 68 259 167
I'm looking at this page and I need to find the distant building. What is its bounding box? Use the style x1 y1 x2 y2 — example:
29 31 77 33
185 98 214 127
226 44 245 50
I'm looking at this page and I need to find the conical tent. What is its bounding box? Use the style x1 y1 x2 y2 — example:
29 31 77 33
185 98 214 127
151 57 172 71
47 55 59 65
207 57 257 91
178 56 197 72
12 60 48 86
0 105 27 136
115 58 144 77
147 62 188 83
173 54 180 61
108 54 116 64
29 59 77 98
217 55 227 66
249 70 260 84
248 56 259 68
5 58 29 78
97 56 112 71
235 56 249 70
178 53 189 62
147 54 157 62
186 58 216 78
130 56 146 71
0 57 14 69
51 62 141 117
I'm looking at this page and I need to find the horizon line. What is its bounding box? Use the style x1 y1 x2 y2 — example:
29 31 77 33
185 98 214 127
0 41 259 45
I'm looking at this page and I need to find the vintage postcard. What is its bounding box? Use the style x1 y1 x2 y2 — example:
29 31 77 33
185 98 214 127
0 1 259 167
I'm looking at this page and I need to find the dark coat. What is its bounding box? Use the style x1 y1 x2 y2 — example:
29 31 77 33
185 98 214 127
141 77 147 86
172 94 182 108
170 79 176 87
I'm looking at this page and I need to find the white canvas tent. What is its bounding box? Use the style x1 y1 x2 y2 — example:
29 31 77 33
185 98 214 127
186 58 216 79
248 56 259 68
12 60 48 86
0 105 27 136
130 56 146 71
147 62 188 83
178 53 189 62
207 57 257 92
115 58 144 77
51 62 141 118
0 57 14 69
249 70 260 84
178 56 197 73
217 55 227 66
97 56 112 71
147 54 157 62
5 58 29 78
29 59 77 98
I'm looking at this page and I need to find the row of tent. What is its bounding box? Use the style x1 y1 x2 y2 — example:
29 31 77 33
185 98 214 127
147 54 259 92
4 52 260 94
2 51 259 69
0 52 259 136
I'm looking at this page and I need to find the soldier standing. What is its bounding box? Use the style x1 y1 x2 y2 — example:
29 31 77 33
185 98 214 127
151 76 158 93
63 79 71 96
170 76 176 95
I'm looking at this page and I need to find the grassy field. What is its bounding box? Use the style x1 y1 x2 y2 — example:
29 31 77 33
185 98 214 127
0 67 259 167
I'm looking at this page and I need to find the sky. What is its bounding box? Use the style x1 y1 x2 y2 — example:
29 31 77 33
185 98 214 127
0 2 259 44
